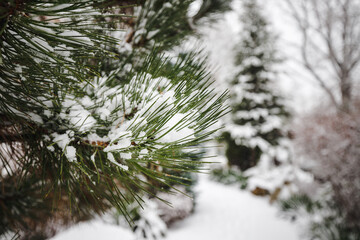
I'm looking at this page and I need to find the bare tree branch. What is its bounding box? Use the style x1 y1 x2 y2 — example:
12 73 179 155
285 0 360 112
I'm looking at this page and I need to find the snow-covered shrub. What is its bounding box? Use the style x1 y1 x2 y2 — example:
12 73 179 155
293 103 360 231
210 166 248 189
111 185 194 240
133 199 167 240
154 185 194 226
281 189 360 240
245 162 310 202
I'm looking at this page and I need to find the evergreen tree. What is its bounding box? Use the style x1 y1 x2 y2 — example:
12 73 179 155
0 1 228 239
223 0 289 171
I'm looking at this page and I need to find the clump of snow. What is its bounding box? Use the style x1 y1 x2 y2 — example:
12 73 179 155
51 130 76 162
104 138 131 153
157 113 195 143
54 44 72 57
147 30 160 39
227 124 256 139
107 152 128 171
47 145 55 152
27 112 44 124
59 97 95 129
120 152 131 160
139 149 148 156
32 36 54 52
52 130 74 150
248 137 269 151
85 133 110 143
14 65 23 73
65 146 77 162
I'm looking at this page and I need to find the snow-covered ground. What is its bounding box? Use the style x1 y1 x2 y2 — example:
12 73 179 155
51 221 134 240
167 175 300 240
52 175 300 240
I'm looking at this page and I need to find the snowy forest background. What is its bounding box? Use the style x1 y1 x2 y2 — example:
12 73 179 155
1 0 359 240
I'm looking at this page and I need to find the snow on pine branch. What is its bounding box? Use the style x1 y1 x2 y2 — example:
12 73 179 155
46 71 222 171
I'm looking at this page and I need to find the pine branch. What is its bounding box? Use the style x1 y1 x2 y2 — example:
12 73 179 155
0 1 228 238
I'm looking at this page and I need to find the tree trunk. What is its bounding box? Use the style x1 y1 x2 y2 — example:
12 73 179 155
340 73 352 112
